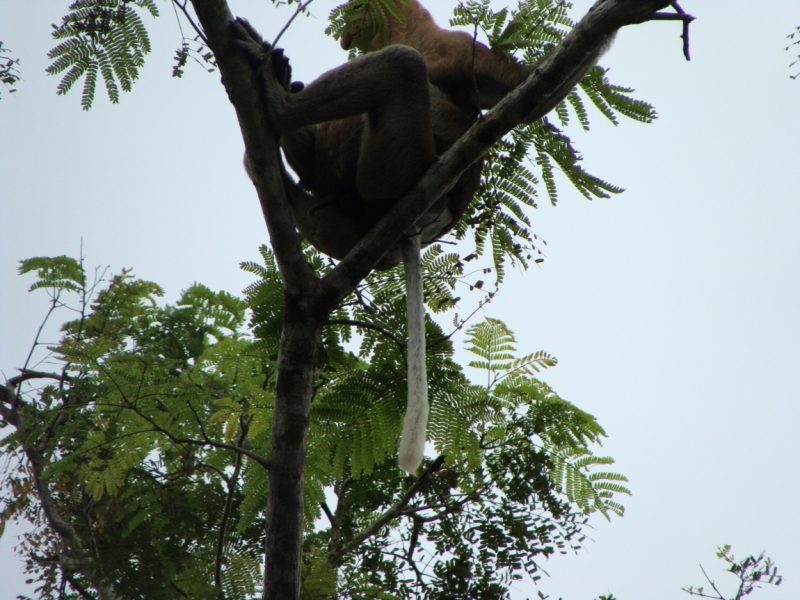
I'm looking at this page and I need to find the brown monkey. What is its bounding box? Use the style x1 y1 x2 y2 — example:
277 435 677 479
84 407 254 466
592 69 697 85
239 0 614 269
232 1 614 472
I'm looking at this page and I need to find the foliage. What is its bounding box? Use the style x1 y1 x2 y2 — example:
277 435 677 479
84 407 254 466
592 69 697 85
2 253 628 598
0 41 21 99
171 34 216 79
46 0 159 110
682 546 783 600
451 0 654 281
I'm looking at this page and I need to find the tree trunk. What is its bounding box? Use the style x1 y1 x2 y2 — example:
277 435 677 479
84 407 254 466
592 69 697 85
264 294 323 600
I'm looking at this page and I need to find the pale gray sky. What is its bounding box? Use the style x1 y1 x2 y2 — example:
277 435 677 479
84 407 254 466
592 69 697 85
1 1 798 599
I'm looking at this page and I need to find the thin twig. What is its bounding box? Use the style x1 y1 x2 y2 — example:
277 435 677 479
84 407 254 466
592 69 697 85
130 400 273 471
700 563 727 599
18 290 62 397
271 0 316 49
672 2 694 61
331 455 445 564
650 2 695 61
172 0 210 46
326 318 405 349
458 1 482 119
215 416 251 588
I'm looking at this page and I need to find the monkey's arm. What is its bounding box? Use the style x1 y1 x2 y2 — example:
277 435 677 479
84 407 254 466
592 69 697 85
355 0 609 123
424 28 613 123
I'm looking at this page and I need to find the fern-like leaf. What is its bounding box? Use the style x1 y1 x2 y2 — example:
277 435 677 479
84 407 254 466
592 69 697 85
46 0 158 110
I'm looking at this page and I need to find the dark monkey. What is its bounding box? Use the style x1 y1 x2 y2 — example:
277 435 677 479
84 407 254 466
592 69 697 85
232 0 614 472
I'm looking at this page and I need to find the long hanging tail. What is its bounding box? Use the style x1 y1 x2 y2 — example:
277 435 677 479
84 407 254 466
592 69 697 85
398 231 428 474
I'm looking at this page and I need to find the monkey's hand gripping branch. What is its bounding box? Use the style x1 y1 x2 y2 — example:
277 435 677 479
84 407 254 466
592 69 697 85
399 230 428 474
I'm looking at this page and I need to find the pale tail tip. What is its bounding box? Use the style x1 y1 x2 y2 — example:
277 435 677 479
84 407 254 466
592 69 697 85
398 436 425 474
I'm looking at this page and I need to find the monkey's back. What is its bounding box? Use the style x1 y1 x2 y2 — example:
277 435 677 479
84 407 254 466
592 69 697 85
287 83 481 269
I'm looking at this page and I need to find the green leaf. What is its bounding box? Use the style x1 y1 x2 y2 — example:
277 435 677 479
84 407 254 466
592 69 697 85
18 255 85 292
46 0 159 110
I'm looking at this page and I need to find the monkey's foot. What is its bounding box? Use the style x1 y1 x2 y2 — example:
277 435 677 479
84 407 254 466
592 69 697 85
228 18 303 127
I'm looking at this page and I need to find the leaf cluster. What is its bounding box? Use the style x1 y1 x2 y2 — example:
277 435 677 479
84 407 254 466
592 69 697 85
450 0 655 281
0 41 21 99
682 545 783 600
3 254 628 599
46 0 159 110
5 257 264 599
8 0 657 597
788 26 800 79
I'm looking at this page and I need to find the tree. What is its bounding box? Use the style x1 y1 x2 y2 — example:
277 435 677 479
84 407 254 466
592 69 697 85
2 253 627 599
683 546 783 600
0 1 695 599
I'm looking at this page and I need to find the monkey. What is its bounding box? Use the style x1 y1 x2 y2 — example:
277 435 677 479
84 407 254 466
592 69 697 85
231 0 615 473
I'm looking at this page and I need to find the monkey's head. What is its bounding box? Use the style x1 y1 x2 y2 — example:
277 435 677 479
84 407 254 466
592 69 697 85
338 0 427 53
339 11 384 53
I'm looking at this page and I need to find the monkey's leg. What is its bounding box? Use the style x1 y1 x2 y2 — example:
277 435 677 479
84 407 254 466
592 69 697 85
281 125 317 187
273 45 429 129
398 231 428 474
260 42 436 200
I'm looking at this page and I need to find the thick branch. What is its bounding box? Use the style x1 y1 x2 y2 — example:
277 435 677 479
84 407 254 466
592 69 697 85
327 476 353 555
7 370 68 387
189 0 316 296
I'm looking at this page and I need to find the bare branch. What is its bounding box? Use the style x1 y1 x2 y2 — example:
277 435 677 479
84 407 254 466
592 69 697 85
7 370 68 387
172 0 210 46
271 0 315 49
326 318 405 350
654 1 696 59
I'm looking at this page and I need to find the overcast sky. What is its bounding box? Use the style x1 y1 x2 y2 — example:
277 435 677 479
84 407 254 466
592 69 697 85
1 1 798 599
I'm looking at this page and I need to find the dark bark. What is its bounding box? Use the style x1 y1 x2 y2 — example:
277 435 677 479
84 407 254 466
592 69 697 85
186 1 692 599
263 295 324 598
